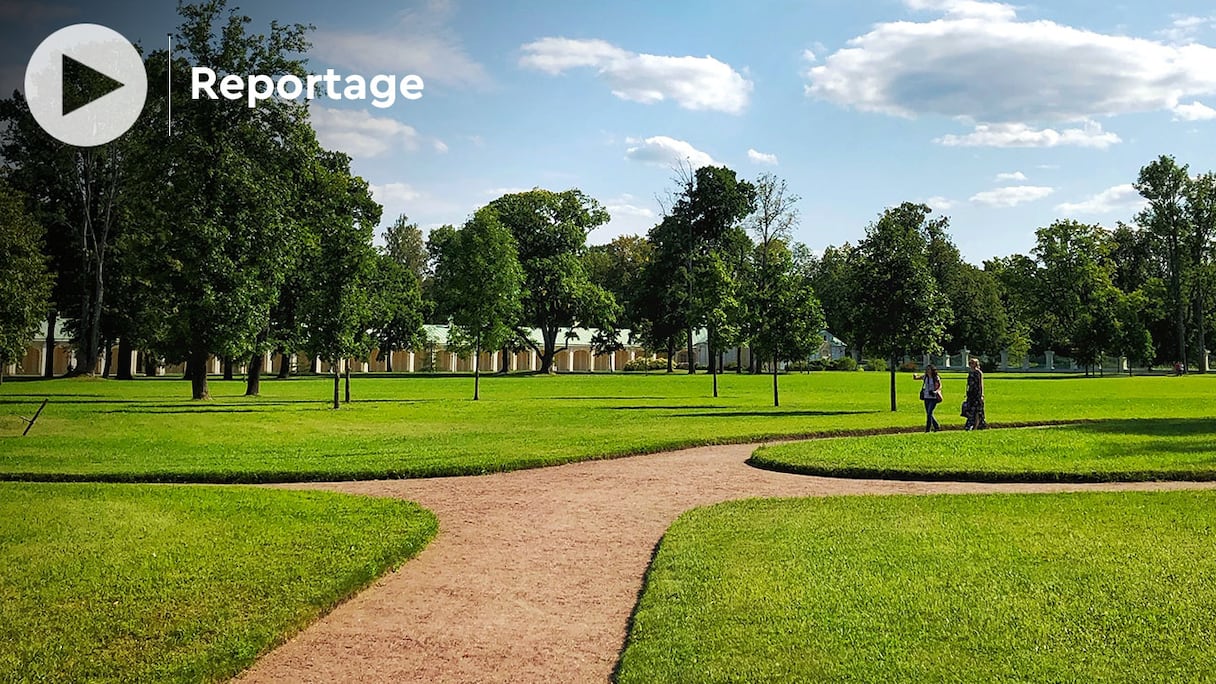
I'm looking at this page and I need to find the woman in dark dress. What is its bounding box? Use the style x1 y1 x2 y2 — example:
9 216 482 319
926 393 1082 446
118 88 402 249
963 357 987 430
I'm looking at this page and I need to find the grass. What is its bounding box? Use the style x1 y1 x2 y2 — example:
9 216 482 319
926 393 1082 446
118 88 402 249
2 372 1214 482
615 491 1216 683
0 482 436 683
751 418 1216 482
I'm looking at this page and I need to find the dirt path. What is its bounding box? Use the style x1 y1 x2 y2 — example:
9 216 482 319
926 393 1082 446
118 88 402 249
237 442 1216 683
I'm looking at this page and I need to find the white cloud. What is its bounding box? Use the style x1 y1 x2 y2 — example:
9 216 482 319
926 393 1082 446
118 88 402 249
311 4 488 89
747 148 779 165
604 194 656 220
520 37 752 114
593 194 658 242
925 196 956 211
935 122 1122 149
1055 184 1147 215
904 0 1017 21
370 182 422 211
625 136 717 168
1158 15 1216 44
310 105 446 159
970 185 1055 208
1173 101 1216 121
802 48 818 64
995 171 1027 182
805 2 1216 133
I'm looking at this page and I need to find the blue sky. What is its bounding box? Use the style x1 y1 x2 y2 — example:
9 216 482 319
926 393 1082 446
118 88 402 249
5 0 1216 262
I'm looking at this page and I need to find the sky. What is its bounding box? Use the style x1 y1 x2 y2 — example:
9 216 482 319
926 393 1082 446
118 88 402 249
4 0 1216 263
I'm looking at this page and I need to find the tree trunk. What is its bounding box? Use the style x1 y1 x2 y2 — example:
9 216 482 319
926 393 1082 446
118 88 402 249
687 327 695 374
332 366 339 409
245 351 263 396
889 356 897 412
143 353 158 377
44 310 57 378
500 347 510 374
190 348 210 400
344 361 352 403
773 349 780 407
385 349 394 373
102 338 114 378
539 327 557 374
666 339 674 373
116 337 133 380
223 357 234 381
277 350 291 378
474 337 481 400
736 347 742 374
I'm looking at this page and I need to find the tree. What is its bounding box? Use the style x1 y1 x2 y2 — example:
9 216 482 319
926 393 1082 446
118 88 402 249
487 189 615 374
1032 220 1122 373
383 213 430 286
665 166 757 389
749 240 824 406
745 173 805 404
852 203 951 411
368 250 427 372
634 215 689 372
298 151 381 408
125 0 314 399
432 207 524 400
1136 155 1192 369
1186 172 1216 372
0 180 53 382
807 243 861 360
583 234 653 330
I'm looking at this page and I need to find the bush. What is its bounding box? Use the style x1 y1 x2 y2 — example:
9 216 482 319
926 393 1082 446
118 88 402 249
830 356 858 372
623 358 669 372
899 360 919 373
865 358 888 373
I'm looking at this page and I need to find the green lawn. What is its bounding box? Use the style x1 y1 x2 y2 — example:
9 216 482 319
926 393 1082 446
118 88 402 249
2 372 1213 481
751 418 1216 482
0 482 436 683
616 492 1216 683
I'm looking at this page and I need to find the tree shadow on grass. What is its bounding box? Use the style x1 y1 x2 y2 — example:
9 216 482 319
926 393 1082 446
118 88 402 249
1071 417 1216 438
604 406 878 418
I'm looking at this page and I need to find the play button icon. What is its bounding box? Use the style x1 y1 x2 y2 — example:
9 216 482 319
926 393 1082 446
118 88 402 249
24 24 147 147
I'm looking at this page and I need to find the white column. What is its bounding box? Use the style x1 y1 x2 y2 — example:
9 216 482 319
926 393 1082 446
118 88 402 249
530 350 538 371
36 344 47 377
961 348 970 366
406 351 415 372
1045 351 1055 370
361 361 370 373
209 356 221 374
609 353 616 372
490 351 500 372
628 350 637 362
565 351 574 372
449 352 457 372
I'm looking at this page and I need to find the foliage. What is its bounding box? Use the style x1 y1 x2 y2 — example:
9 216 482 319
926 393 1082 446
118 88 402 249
0 181 53 374
0 483 435 682
622 358 669 372
830 356 859 371
431 207 525 398
583 235 653 329
487 189 616 373
864 358 887 372
617 491 1216 682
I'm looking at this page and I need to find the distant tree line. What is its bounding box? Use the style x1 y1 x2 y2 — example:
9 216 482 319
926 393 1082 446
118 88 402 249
2 2 1214 410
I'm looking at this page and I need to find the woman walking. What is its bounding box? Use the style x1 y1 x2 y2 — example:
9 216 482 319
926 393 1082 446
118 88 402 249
913 364 942 432
963 357 987 430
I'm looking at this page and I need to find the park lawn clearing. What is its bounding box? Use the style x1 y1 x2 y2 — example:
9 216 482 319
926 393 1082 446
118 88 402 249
750 418 1216 482
0 482 436 683
616 491 1216 683
2 373 1215 482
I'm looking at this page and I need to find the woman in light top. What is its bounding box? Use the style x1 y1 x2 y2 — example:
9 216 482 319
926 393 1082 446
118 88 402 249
912 364 942 432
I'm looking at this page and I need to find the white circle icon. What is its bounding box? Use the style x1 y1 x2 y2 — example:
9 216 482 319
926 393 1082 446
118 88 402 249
24 23 148 147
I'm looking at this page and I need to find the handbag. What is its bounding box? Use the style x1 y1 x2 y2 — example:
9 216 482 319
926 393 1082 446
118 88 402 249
960 401 969 417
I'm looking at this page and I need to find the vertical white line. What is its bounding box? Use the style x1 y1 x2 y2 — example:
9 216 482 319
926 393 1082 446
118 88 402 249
167 34 172 136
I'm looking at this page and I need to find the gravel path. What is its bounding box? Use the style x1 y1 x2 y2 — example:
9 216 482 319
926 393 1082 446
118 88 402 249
236 442 1216 683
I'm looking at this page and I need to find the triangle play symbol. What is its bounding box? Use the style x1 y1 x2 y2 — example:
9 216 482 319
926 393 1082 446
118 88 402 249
62 54 125 116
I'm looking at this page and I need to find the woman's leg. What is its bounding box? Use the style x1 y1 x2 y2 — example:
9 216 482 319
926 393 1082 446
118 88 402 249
923 399 934 431
928 399 940 431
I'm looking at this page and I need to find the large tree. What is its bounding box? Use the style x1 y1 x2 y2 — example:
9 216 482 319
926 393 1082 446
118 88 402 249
1032 220 1122 371
1136 155 1192 369
125 0 314 399
749 239 824 406
852 203 952 411
487 189 616 373
584 234 653 330
432 207 524 400
0 180 54 382
1186 172 1216 371
368 250 427 372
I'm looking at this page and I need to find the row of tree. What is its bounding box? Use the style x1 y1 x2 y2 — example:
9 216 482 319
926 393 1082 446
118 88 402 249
3 2 1214 411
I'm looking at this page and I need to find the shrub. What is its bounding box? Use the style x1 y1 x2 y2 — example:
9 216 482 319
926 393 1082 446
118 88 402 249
830 356 858 372
623 358 669 372
899 360 919 373
865 358 888 373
